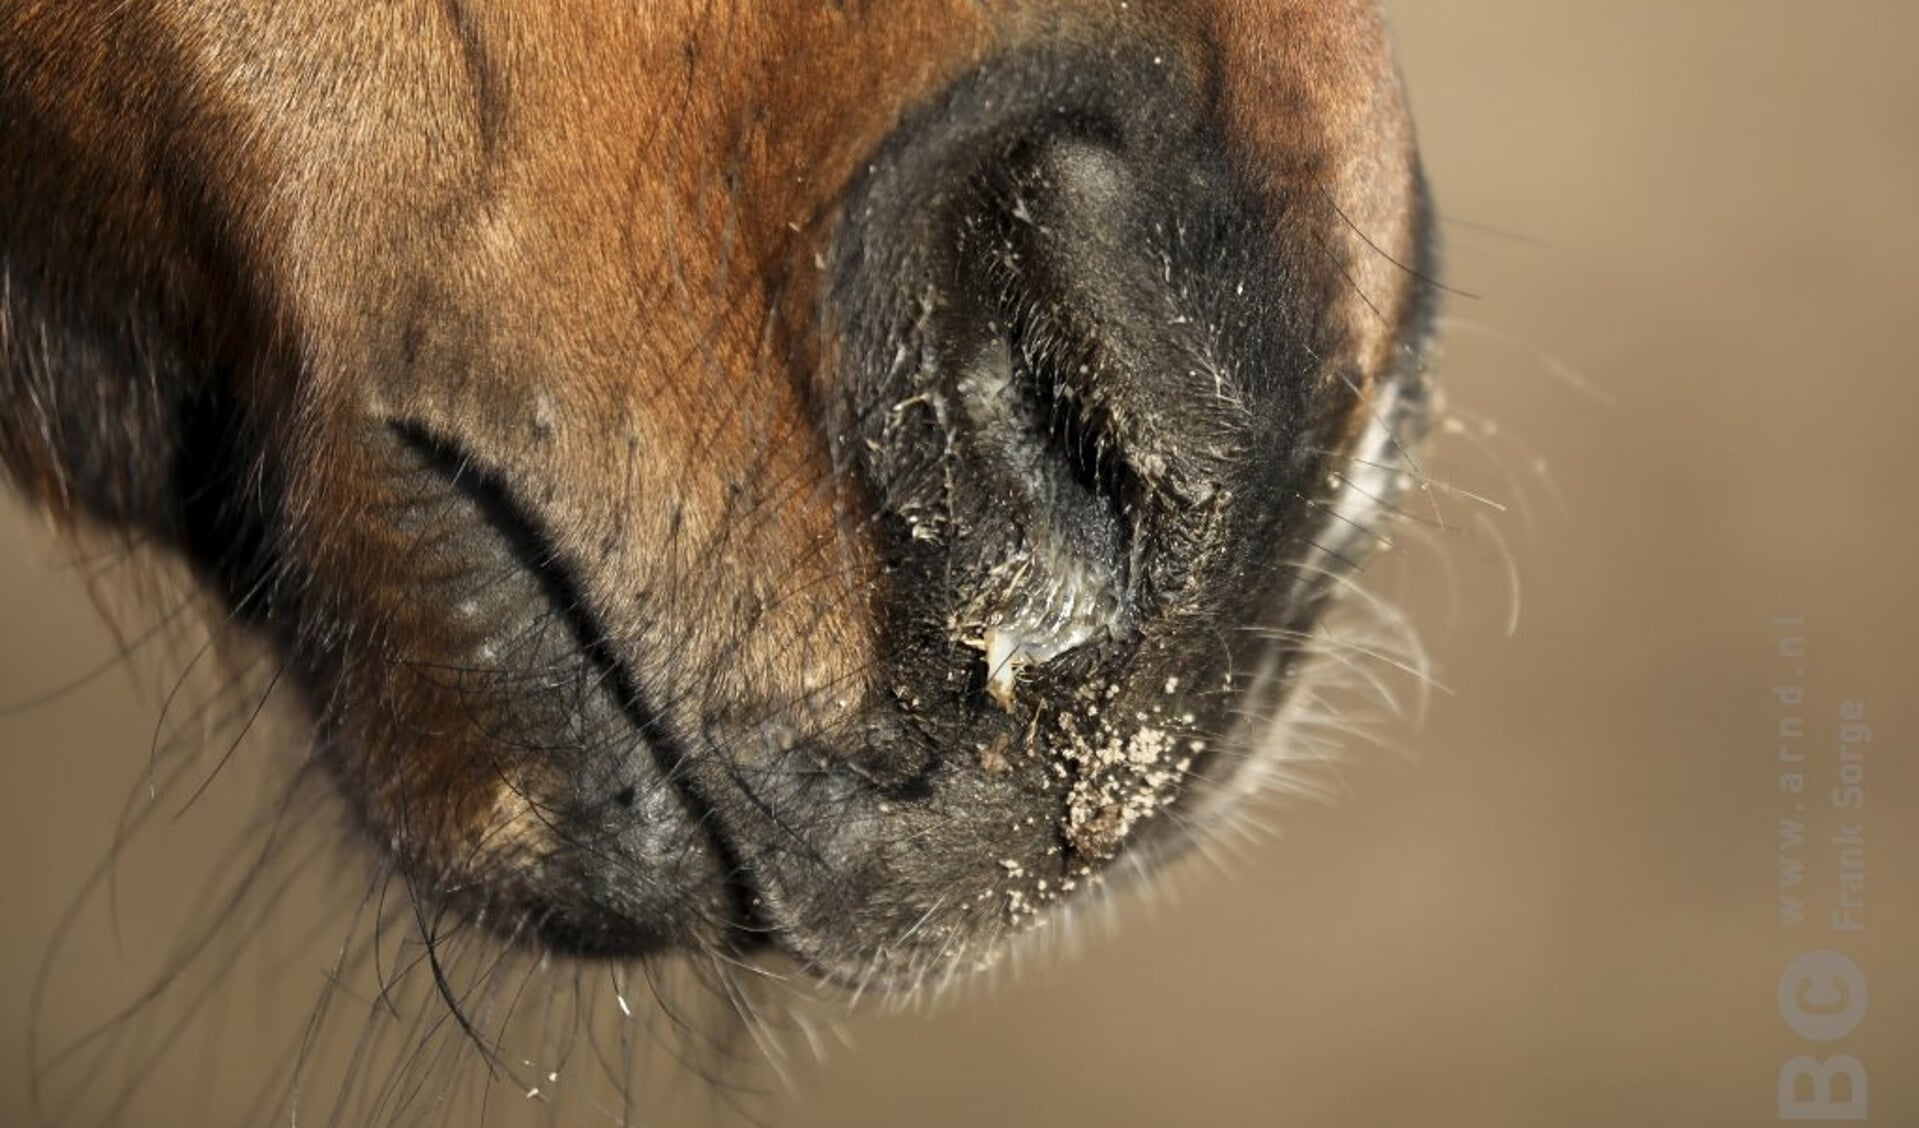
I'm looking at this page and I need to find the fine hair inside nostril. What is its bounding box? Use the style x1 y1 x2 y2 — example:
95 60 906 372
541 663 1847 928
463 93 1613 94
951 331 1129 707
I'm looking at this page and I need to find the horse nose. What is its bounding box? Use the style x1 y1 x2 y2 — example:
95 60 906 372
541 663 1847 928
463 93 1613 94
828 46 1311 717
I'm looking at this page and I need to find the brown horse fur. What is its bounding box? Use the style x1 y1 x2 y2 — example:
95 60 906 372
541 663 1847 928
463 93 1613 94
1 0 1432 1003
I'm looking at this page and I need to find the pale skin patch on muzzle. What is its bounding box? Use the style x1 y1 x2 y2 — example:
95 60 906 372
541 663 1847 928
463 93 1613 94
473 783 547 872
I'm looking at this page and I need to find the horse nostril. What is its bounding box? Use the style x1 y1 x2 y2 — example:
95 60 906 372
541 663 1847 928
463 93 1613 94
830 53 1282 710
944 321 1132 708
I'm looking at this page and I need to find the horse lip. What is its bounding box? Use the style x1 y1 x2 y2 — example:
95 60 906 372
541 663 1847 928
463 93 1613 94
385 419 762 955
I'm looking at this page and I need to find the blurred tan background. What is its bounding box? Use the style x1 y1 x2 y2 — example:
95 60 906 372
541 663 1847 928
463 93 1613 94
3 2 1915 1125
